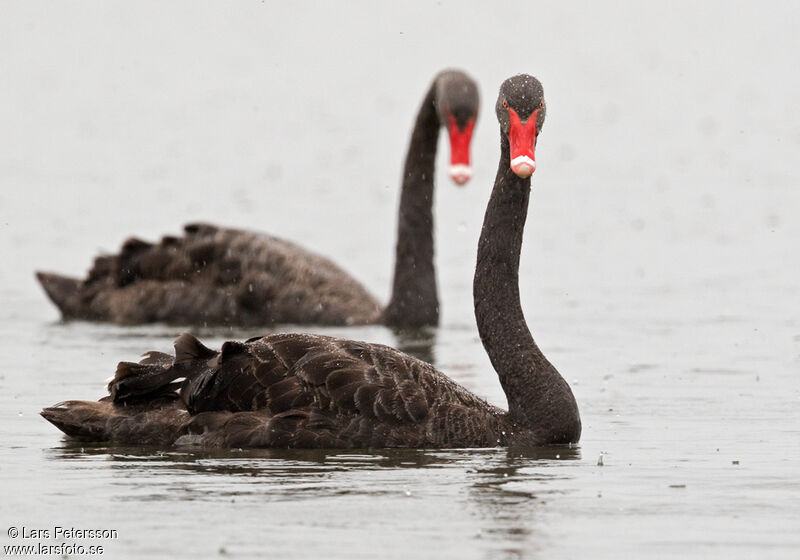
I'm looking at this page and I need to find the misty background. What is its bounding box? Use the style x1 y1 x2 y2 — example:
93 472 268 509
1 2 798 558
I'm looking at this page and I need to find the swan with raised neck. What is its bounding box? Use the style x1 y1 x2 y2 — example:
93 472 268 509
40 75 580 449
475 74 580 444
35 70 479 328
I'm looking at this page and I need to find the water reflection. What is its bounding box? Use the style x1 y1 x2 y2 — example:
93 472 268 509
391 327 437 364
48 442 579 470
46 442 579 556
43 321 440 363
467 445 581 559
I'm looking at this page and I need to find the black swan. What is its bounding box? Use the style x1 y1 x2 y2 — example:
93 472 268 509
41 75 581 449
36 70 479 328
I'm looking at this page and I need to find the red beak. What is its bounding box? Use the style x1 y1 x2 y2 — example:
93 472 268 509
447 115 475 185
508 108 539 178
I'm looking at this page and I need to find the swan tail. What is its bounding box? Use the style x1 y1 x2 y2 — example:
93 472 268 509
35 272 83 317
41 399 189 445
40 401 115 441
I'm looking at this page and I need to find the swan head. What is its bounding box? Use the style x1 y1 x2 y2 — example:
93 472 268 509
434 70 479 185
496 75 546 178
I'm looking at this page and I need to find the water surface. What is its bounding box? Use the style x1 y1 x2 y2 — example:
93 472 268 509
2 2 799 558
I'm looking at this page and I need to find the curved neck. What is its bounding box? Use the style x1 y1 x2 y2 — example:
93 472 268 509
383 83 440 327
473 134 580 442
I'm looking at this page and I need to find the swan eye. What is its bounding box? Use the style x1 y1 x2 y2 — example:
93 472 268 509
502 99 509 109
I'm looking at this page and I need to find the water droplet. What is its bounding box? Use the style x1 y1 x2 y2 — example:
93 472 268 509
248 283 254 293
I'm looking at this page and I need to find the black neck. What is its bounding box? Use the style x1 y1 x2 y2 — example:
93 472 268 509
383 83 440 327
473 134 580 442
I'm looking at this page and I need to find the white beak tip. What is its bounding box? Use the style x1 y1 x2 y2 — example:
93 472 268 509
510 155 536 178
449 164 472 185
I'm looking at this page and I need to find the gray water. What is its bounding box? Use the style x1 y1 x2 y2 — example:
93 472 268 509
2 1 799 558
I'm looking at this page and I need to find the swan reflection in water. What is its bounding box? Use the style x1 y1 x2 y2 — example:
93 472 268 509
391 327 437 365
42 323 439 366
47 442 579 557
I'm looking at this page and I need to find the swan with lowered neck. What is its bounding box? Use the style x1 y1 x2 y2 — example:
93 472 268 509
41 75 580 449
35 70 479 329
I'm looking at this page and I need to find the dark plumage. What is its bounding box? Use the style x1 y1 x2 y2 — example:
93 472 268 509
36 70 480 328
38 225 381 326
42 75 581 449
43 333 506 448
